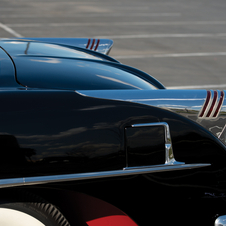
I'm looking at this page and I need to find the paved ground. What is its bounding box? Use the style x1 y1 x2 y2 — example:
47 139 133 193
0 0 226 89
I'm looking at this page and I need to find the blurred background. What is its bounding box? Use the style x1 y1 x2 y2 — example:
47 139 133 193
0 0 226 89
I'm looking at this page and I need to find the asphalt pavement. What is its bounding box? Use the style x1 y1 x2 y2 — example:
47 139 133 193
0 0 226 89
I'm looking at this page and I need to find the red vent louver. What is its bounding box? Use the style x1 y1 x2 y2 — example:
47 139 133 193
199 90 225 119
86 39 100 51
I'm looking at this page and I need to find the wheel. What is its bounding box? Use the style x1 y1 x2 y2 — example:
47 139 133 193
0 190 70 226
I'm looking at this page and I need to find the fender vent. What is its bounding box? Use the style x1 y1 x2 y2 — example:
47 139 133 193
199 90 224 119
86 39 100 51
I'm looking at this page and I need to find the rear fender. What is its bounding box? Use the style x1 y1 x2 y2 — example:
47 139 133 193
48 189 138 226
14 37 113 55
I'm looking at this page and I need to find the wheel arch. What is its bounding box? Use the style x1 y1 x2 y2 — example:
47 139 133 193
0 186 138 226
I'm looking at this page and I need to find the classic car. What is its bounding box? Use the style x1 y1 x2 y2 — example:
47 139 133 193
0 37 226 226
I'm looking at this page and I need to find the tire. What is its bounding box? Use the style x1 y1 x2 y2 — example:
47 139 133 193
0 190 70 226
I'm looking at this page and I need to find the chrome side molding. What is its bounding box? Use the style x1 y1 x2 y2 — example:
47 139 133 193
215 215 226 226
0 163 210 189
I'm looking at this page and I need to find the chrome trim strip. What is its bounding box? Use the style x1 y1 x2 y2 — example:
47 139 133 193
131 122 183 165
0 163 210 189
77 90 207 116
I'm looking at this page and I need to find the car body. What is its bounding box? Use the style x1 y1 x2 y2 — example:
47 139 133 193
0 37 226 225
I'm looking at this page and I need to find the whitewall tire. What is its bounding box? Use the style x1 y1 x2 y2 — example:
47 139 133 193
0 208 45 226
0 191 70 226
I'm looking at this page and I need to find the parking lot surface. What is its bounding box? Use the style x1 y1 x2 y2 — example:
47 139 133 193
1 0 226 89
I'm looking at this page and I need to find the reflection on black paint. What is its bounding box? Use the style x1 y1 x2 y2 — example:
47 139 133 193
0 135 36 178
0 134 36 165
125 126 165 167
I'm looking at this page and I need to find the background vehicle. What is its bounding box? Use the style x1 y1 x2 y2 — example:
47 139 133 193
0 38 226 226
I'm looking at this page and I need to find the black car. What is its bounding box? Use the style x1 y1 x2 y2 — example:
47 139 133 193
0 37 226 226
